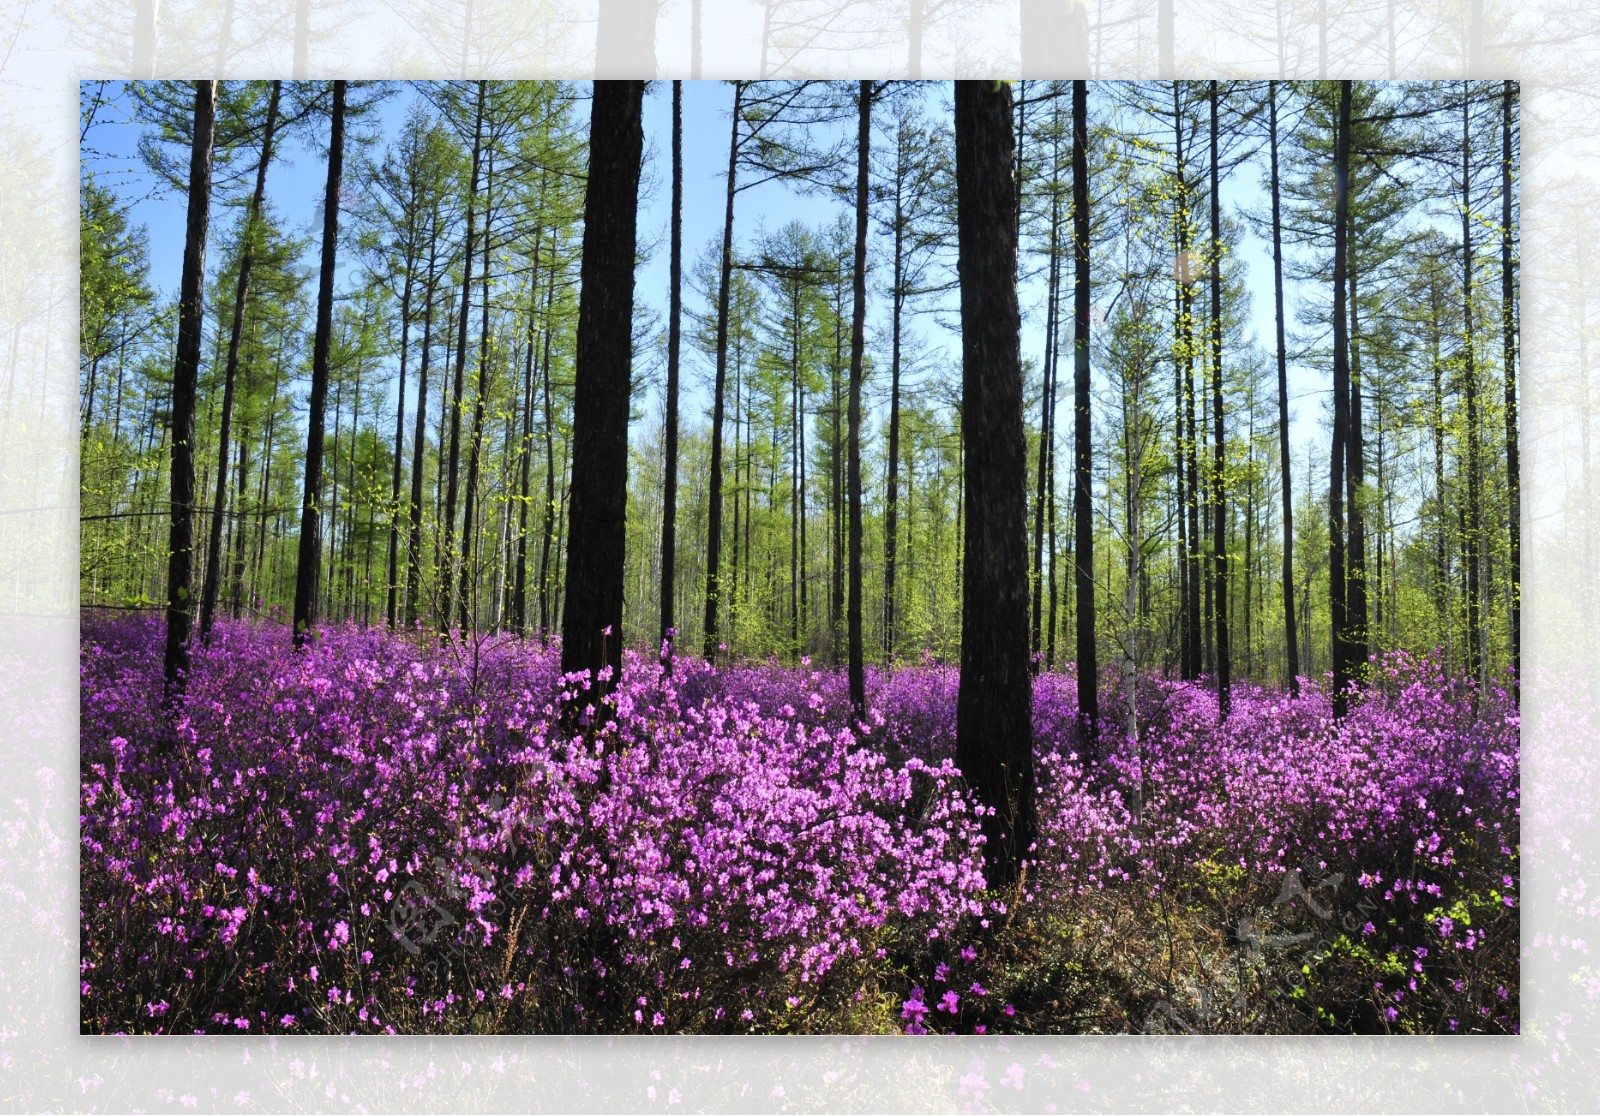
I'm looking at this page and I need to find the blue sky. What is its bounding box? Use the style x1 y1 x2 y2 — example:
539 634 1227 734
82 79 1346 478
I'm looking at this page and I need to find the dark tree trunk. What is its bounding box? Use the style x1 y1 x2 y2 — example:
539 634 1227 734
885 146 906 662
1269 82 1300 696
1032 164 1060 669
954 79 1037 888
200 80 280 643
162 80 217 708
1460 87 1484 693
538 266 558 643
458 139 497 634
1502 79 1519 688
660 80 683 669
1346 268 1369 671
561 79 645 707
1173 83 1202 681
511 232 542 636
1208 80 1230 718
1071 79 1098 745
405 224 439 630
847 81 872 719
292 80 345 651
386 218 417 629
440 81 485 639
1328 80 1353 716
704 83 743 659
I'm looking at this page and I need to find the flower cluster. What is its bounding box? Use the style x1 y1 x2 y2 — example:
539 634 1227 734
80 615 1517 1036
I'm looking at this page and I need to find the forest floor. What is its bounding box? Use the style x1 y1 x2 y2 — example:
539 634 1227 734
79 612 1519 1035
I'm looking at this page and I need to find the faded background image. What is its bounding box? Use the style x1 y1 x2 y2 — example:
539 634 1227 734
4 0 1597 1110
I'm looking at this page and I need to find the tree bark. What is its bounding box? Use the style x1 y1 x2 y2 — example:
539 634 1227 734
162 80 217 708
954 79 1037 888
1502 79 1519 688
847 81 872 719
660 80 683 668
1328 80 1353 716
440 80 485 639
1208 80 1230 718
1269 81 1300 696
292 80 345 651
1072 79 1098 745
561 79 645 707
200 80 280 643
704 83 743 659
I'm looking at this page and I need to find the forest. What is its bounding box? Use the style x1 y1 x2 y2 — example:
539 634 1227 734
79 78 1520 1036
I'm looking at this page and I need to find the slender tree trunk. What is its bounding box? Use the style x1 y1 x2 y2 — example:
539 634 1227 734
953 78 1037 888
660 81 683 668
292 80 345 651
704 83 743 659
162 80 217 708
405 226 438 630
1032 163 1061 668
1461 85 1484 693
1072 79 1098 745
440 81 485 639
200 80 280 643
847 81 872 719
1208 80 1230 718
1328 80 1353 716
1347 267 1369 670
386 221 417 629
458 138 497 635
885 154 906 662
562 80 645 703
1502 79 1520 688
1269 82 1300 695
538 266 559 642
1173 83 1202 680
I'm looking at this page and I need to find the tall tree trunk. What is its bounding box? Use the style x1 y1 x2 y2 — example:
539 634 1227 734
1328 80 1353 716
200 80 280 643
1072 80 1098 745
1208 80 1230 718
704 83 743 659
1461 85 1484 692
458 138 497 634
885 146 906 662
405 223 439 629
292 80 345 651
162 80 217 708
1032 156 1061 669
511 271 539 635
1173 83 1202 681
660 80 683 668
538 266 559 643
1502 79 1519 688
954 78 1037 888
562 80 645 703
1269 81 1300 695
386 216 417 629
847 81 872 719
440 81 485 639
1346 267 1369 670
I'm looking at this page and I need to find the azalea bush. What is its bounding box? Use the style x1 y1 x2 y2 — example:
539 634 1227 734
79 613 1518 1035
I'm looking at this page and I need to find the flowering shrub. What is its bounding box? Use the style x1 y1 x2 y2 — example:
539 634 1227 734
80 615 1517 1035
